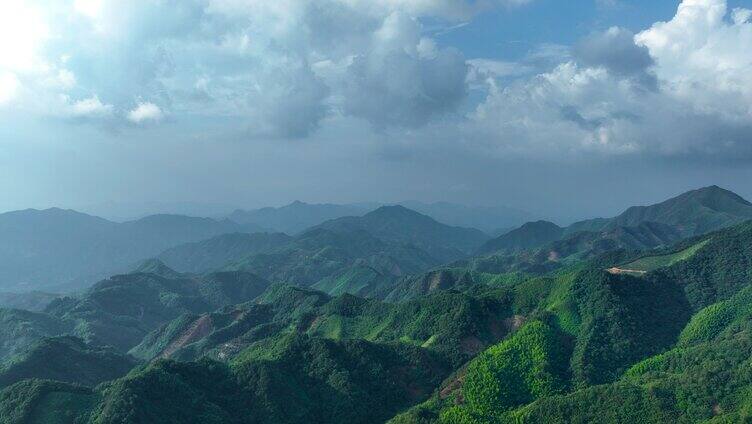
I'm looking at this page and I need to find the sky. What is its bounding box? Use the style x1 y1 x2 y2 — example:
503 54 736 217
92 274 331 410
1 0 751 222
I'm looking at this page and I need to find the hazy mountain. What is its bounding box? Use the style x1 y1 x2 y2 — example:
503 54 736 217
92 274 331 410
228 201 369 234
480 186 752 258
0 292 59 312
224 227 439 288
312 205 490 262
400 201 532 234
568 185 752 237
0 208 264 292
478 220 564 255
466 221 683 275
157 232 293 274
228 200 530 236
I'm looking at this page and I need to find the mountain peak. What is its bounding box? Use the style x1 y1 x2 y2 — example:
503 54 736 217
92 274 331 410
367 205 427 218
478 219 564 255
132 258 181 278
684 185 752 206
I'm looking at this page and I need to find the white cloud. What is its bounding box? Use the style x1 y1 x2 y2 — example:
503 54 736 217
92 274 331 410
464 0 752 159
69 95 113 117
57 69 77 89
127 102 164 123
74 0 104 20
2 0 750 162
636 0 752 121
0 0 49 72
0 72 20 105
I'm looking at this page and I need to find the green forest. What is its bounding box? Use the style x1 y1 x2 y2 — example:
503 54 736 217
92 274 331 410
3 186 752 423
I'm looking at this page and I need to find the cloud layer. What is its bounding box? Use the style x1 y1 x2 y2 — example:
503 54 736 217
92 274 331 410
463 0 752 159
1 0 752 216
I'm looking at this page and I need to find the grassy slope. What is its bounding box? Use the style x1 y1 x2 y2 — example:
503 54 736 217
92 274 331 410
622 239 709 272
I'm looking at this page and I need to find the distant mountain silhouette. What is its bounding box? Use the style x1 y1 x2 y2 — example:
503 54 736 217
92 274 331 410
0 208 262 292
312 205 489 262
478 220 564 255
481 186 752 256
228 201 368 234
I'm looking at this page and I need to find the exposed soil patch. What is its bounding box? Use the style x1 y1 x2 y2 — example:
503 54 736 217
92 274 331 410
606 267 647 276
160 314 213 359
503 315 526 332
439 365 469 402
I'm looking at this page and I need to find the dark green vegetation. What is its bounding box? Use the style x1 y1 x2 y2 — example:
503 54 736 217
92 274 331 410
566 185 752 237
223 227 439 292
0 337 137 389
473 185 751 274
0 267 271 363
2 187 752 423
131 284 513 367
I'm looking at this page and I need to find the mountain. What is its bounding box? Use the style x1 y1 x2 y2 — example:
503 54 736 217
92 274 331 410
399 201 532 234
7 220 752 422
0 268 273 363
224 227 439 289
4 336 449 424
0 292 59 312
0 208 263 292
131 283 512 367
0 308 73 363
7 191 752 423
476 186 752 268
569 185 752 237
0 336 137 389
229 200 531 236
478 220 564 255
464 221 683 276
228 201 369 234
313 205 489 262
157 232 293 274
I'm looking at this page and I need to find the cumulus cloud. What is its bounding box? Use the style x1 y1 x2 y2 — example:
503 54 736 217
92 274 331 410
0 72 20 105
248 61 329 139
335 12 468 128
127 102 164 123
462 0 752 160
0 0 477 136
635 0 752 121
3 0 751 162
574 27 657 90
69 95 113 117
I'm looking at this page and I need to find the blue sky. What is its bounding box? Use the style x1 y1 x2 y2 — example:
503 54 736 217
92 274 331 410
1 0 751 222
436 1 679 59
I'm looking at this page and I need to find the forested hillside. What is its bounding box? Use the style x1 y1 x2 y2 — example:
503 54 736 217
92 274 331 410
1 188 752 423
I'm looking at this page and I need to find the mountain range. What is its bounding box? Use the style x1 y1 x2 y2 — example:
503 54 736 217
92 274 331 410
228 200 531 235
4 215 752 422
0 208 262 292
3 186 752 423
475 186 752 273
